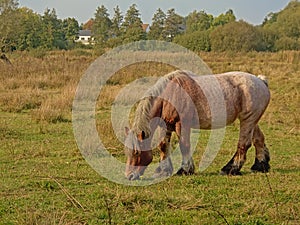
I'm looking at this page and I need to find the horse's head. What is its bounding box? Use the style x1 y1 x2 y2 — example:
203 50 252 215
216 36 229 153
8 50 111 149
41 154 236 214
124 127 153 181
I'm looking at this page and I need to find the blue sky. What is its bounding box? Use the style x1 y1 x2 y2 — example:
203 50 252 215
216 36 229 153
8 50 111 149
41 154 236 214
19 0 291 25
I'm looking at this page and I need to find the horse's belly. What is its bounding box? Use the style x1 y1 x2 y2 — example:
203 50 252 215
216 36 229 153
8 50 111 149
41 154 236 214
195 97 240 130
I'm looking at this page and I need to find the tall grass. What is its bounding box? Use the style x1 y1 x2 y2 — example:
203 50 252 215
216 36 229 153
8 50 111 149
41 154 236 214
1 50 299 133
0 51 94 122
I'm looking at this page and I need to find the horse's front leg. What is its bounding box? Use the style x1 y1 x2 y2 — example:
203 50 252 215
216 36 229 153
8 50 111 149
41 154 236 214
176 123 195 175
153 130 173 178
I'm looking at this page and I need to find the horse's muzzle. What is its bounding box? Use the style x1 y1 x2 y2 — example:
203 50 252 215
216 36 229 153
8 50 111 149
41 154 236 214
127 172 140 181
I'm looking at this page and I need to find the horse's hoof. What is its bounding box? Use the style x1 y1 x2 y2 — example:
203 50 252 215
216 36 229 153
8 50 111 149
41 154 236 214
251 159 270 173
231 171 242 176
220 168 242 176
176 167 194 176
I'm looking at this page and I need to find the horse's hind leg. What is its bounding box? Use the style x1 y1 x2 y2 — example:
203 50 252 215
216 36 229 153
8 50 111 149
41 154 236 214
251 125 270 172
221 120 254 175
153 130 174 178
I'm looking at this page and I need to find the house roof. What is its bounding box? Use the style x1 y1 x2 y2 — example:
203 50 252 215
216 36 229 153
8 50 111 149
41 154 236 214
142 24 149 32
79 30 92 36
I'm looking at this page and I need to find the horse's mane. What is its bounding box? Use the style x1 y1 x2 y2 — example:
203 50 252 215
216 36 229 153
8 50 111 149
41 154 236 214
132 70 186 136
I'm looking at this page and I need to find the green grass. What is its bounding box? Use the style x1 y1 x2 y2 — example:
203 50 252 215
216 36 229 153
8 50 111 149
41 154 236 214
0 50 299 224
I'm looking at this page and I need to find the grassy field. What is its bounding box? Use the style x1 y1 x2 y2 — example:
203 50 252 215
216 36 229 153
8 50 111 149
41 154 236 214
0 49 299 224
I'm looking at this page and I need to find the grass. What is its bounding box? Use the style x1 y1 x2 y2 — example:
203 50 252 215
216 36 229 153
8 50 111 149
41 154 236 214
0 50 299 224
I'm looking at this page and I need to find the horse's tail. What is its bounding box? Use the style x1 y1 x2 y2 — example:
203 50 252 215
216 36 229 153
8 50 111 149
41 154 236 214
257 75 269 88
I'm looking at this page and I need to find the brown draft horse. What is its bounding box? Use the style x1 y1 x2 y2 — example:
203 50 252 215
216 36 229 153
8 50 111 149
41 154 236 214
124 70 270 181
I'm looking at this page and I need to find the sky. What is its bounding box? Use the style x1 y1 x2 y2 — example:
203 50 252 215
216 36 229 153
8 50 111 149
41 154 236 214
19 0 291 25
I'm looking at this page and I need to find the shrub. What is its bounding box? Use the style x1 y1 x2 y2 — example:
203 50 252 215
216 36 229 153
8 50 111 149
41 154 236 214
210 21 263 52
275 36 300 51
173 30 211 52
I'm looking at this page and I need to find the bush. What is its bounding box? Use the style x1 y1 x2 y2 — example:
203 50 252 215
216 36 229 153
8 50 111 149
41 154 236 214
210 21 263 52
275 36 300 51
173 30 211 51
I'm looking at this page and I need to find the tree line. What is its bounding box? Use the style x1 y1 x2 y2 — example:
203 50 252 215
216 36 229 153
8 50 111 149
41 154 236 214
1 0 300 53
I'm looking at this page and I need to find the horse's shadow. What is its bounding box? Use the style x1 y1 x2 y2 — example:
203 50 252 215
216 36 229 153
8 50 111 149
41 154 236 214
271 168 300 174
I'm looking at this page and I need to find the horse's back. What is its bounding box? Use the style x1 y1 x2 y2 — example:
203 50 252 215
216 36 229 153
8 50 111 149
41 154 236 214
216 71 270 119
167 70 270 127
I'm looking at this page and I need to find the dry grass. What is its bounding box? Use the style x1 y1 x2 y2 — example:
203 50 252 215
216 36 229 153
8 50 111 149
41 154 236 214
2 50 298 127
0 51 94 122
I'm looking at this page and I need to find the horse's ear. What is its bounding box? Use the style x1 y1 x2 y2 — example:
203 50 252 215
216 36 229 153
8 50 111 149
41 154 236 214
125 127 130 136
137 131 146 141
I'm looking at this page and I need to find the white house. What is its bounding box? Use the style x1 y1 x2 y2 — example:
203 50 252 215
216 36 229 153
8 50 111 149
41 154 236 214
76 30 94 45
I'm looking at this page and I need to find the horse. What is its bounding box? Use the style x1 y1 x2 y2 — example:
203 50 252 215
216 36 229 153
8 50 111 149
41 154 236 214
124 70 270 181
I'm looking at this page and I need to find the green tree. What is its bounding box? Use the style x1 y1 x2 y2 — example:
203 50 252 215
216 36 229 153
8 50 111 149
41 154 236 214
161 8 184 42
107 5 123 48
212 9 236 27
186 10 213 33
40 8 66 49
275 36 300 50
0 0 19 51
63 18 79 41
148 8 166 40
15 7 44 50
121 4 145 43
257 27 278 51
92 5 112 48
262 0 300 50
0 0 18 14
111 5 123 37
162 9 185 41
210 21 263 52
262 12 278 26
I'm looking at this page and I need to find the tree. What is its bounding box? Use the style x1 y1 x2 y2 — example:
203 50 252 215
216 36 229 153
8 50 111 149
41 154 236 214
186 10 213 33
261 0 300 50
107 5 123 47
0 0 18 14
62 17 79 49
0 0 19 51
121 4 142 29
161 8 184 42
63 18 79 41
40 8 66 49
15 7 44 50
212 9 236 27
111 5 123 37
257 27 278 51
210 21 263 52
121 4 145 43
92 5 112 48
148 8 166 40
275 36 300 50
262 12 278 26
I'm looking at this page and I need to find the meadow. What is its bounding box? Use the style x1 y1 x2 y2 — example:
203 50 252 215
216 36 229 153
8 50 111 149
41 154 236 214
0 49 299 224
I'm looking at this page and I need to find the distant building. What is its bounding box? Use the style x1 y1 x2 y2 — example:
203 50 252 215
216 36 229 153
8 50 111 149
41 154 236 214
76 30 94 45
142 24 150 33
